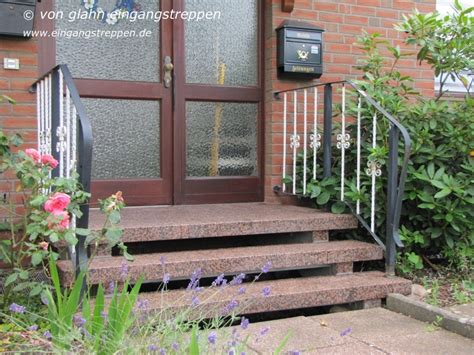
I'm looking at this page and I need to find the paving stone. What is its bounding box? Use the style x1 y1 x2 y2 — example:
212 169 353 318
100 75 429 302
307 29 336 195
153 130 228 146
309 308 474 354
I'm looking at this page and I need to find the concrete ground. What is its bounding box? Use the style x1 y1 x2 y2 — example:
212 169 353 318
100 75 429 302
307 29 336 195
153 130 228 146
239 308 474 354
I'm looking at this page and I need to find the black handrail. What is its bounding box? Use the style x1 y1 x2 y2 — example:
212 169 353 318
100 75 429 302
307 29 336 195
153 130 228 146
30 65 93 277
274 80 411 276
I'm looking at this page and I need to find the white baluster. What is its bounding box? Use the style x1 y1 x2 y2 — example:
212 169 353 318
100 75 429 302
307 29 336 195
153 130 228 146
47 74 52 157
36 82 40 151
356 95 362 215
282 93 287 193
367 112 382 232
291 91 299 195
72 105 77 172
337 85 350 201
66 87 71 178
303 89 307 195
311 87 319 180
39 80 45 154
58 69 64 177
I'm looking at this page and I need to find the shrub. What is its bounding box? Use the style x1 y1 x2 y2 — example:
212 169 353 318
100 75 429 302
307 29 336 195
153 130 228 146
288 4 473 275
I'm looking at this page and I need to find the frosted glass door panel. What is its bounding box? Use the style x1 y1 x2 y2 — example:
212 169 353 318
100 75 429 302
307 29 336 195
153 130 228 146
184 0 258 86
186 102 258 177
55 0 160 82
82 99 161 180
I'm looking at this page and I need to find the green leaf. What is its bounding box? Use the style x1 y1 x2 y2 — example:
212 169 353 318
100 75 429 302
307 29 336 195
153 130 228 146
189 327 200 355
75 228 91 237
29 284 43 297
331 201 346 214
4 273 18 287
445 213 453 223
31 251 43 266
310 185 322 198
316 192 331 205
109 210 121 224
434 189 451 199
19 270 29 280
431 180 447 189
65 232 78 246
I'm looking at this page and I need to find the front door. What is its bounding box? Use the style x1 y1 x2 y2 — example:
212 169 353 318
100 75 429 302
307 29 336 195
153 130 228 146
42 0 263 205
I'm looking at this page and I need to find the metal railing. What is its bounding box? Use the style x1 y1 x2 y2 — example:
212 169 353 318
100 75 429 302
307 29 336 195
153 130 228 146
273 81 411 276
30 65 92 277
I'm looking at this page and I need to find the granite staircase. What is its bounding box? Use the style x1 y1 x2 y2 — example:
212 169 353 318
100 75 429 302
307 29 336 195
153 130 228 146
57 203 411 317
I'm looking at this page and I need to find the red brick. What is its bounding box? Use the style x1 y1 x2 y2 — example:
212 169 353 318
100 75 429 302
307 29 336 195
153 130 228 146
345 15 369 25
319 12 344 23
351 5 377 16
314 2 338 12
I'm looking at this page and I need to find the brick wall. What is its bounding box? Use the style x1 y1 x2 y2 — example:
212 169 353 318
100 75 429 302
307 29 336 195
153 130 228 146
0 0 436 207
0 36 39 217
264 0 436 202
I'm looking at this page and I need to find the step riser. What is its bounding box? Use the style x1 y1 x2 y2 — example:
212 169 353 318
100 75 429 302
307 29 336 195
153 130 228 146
58 241 382 286
123 273 412 319
92 230 329 257
87 203 357 244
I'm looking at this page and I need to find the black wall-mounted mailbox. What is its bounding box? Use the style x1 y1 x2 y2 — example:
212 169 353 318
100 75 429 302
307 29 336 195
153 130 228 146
0 0 36 38
277 20 324 79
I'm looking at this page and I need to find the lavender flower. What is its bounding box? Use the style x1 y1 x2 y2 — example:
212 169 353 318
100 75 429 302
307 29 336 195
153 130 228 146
100 311 108 322
223 299 239 314
240 317 250 330
28 324 38 331
137 298 149 311
212 273 226 287
262 261 272 274
187 268 202 291
172 342 179 351
107 281 115 294
148 344 157 351
289 351 301 355
230 273 246 286
228 350 235 355
238 286 246 295
73 314 86 328
43 331 52 339
159 349 166 355
40 293 49 305
160 256 166 266
191 295 199 307
119 260 129 280
9 303 26 314
260 327 270 336
262 286 271 297
163 273 171 285
208 331 217 345
340 327 352 337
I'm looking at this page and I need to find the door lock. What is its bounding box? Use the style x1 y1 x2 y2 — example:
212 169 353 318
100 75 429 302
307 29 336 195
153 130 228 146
163 56 174 88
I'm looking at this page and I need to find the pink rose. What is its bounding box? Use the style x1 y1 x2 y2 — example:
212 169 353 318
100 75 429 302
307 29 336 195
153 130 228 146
25 148 41 163
57 211 70 231
41 154 58 169
47 211 69 231
44 192 71 214
39 241 49 251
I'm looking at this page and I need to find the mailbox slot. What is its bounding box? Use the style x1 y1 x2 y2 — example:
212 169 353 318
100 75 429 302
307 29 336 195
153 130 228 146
277 20 324 79
0 0 36 38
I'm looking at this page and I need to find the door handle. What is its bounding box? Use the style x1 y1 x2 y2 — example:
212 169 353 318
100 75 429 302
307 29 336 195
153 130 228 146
163 56 174 88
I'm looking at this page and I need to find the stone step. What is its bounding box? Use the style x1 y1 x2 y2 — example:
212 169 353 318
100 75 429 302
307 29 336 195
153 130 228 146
89 203 357 244
127 272 411 317
57 240 382 286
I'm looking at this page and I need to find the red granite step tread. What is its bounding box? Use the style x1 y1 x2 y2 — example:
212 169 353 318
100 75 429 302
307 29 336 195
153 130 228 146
132 272 412 316
88 203 357 243
57 240 382 286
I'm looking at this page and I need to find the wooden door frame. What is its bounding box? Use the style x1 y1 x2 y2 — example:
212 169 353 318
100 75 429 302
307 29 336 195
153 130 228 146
38 0 265 206
37 0 174 206
172 0 265 204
